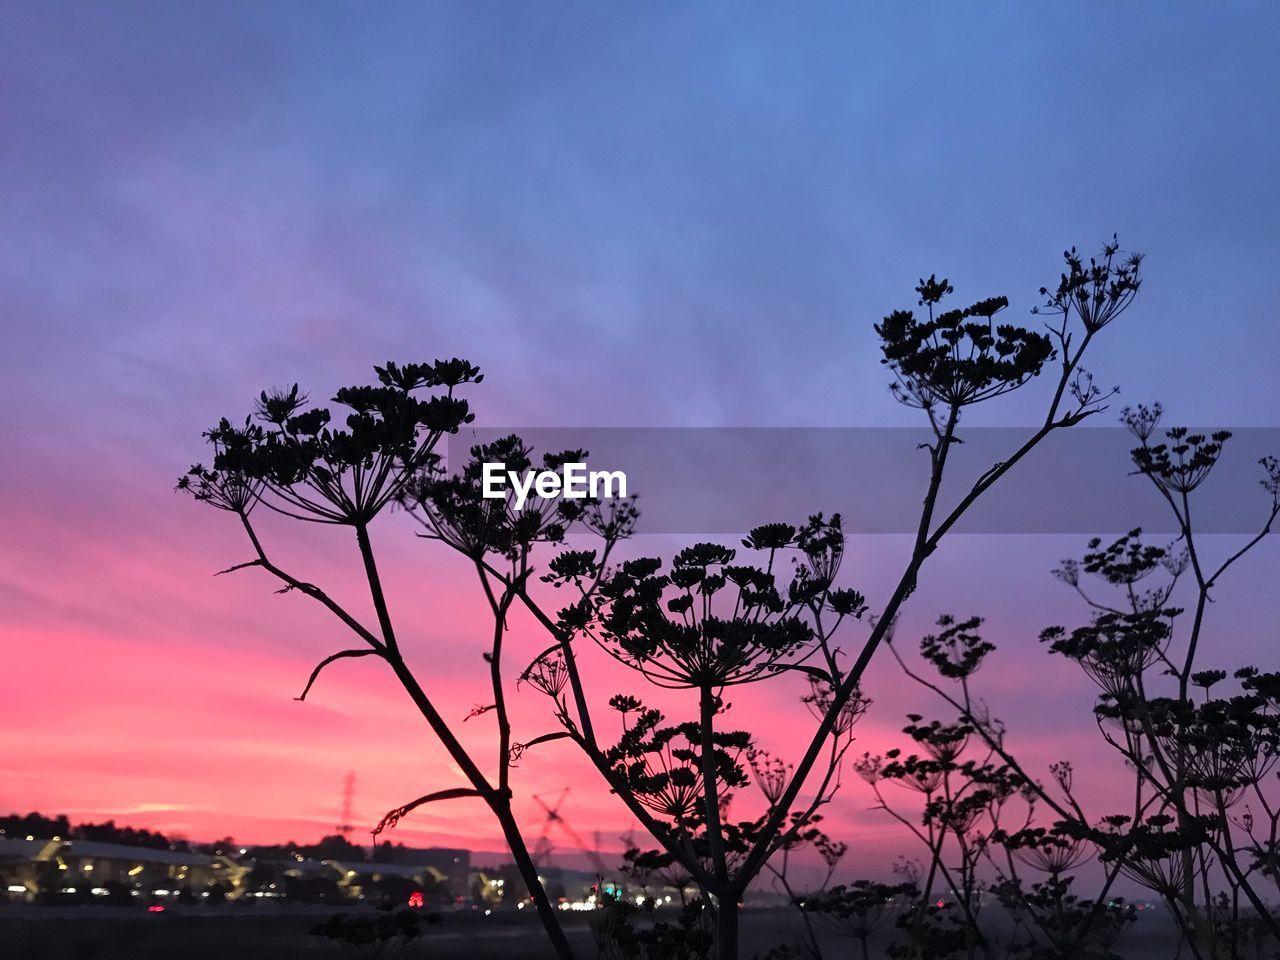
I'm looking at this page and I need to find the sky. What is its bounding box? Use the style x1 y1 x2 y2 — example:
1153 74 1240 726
3 2 1280 880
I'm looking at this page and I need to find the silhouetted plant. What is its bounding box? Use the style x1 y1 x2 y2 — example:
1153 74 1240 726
992 875 1135 960
185 238 1144 960
310 908 439 960
1042 407 1280 954
180 362 578 959
590 892 714 960
803 879 916 960
621 845 697 905
883 404 1280 959
746 761 848 960
857 694 1034 959
391 239 1144 960
529 516 868 958
886 900 969 960
861 705 1138 960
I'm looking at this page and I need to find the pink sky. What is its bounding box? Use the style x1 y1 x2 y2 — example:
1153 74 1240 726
8 419 1276 877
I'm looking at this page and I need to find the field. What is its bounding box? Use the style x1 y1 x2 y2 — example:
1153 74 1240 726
0 904 1190 959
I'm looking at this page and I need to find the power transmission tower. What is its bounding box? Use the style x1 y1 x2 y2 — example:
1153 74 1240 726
337 770 356 836
533 788 610 876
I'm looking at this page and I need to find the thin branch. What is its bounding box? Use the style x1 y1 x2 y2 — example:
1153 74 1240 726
295 648 383 701
236 513 385 651
215 559 264 576
373 788 495 837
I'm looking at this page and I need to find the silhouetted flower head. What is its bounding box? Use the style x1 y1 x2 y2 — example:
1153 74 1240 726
1004 825 1093 876
603 705 751 826
1124 404 1233 496
177 418 263 513
803 675 869 735
1041 609 1172 697
567 524 865 688
876 277 1053 410
1033 236 1143 334
803 879 915 939
1100 813 1206 899
182 360 480 525
520 649 570 699
919 615 994 680
747 748 789 806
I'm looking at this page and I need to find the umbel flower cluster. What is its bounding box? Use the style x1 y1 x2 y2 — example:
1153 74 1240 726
180 360 482 524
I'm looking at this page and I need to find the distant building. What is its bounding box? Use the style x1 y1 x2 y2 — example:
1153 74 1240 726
0 835 479 906
327 859 447 903
377 846 470 896
0 838 60 901
0 836 246 902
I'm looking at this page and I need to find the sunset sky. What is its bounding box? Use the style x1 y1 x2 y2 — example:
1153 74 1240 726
4 3 1280 877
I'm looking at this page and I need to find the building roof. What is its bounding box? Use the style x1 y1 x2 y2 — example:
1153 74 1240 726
57 840 218 867
0 838 52 860
328 860 439 881
396 847 470 867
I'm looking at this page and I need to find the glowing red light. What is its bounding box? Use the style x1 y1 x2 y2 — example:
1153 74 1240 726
936 899 945 908
148 905 165 913
407 891 424 909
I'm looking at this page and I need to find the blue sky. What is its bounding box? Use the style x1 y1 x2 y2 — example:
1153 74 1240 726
5 3 1279 434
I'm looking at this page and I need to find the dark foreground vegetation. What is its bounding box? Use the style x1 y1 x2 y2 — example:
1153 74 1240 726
0 903 1195 960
